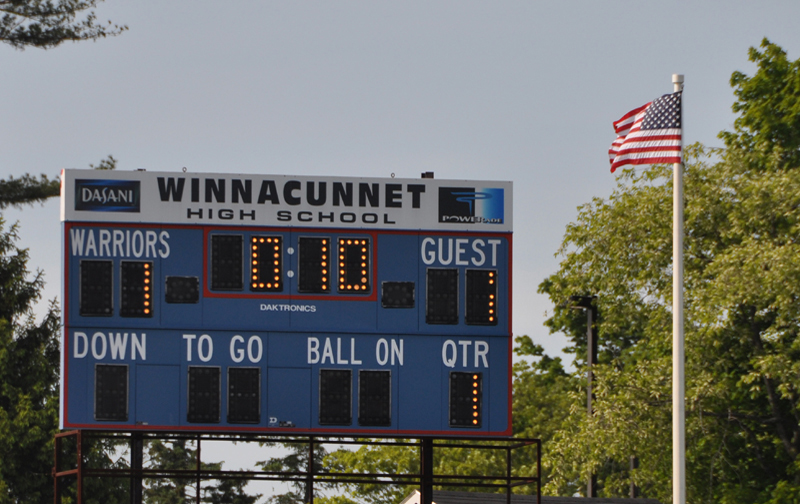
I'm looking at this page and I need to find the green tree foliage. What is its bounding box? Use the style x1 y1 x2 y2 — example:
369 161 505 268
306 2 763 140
0 218 61 503
540 40 800 503
256 440 330 504
0 155 116 210
144 439 261 504
720 38 800 169
0 0 126 50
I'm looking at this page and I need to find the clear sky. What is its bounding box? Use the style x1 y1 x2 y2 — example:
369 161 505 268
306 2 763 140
3 0 800 496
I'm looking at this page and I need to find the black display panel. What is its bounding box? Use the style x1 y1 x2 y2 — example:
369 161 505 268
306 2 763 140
211 235 243 290
187 366 221 423
165 276 200 303
358 370 391 426
80 260 113 316
319 369 352 425
426 268 459 324
95 364 128 421
298 237 330 293
228 367 260 424
381 281 415 308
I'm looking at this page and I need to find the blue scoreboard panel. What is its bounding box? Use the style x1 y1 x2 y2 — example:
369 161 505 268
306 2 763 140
60 170 512 436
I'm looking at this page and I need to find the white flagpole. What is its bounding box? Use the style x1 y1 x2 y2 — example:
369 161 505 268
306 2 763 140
672 73 685 504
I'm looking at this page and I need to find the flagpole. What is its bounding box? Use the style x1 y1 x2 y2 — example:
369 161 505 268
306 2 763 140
672 73 685 504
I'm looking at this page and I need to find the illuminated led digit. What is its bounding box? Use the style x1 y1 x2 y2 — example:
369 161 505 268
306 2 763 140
449 371 482 428
249 236 283 292
337 238 371 294
465 269 498 326
120 261 154 318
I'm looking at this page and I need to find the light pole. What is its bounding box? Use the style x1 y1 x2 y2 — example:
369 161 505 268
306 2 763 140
569 295 597 497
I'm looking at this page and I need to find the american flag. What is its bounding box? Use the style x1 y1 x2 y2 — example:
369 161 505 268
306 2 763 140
608 91 682 173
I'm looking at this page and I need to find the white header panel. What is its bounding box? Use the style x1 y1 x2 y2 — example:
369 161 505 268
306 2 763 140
61 170 513 232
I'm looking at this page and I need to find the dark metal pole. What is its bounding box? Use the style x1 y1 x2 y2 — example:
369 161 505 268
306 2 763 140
53 435 61 504
587 303 598 498
420 437 434 504
307 437 315 504
131 433 143 504
630 456 639 498
77 430 84 504
196 435 201 504
569 295 598 498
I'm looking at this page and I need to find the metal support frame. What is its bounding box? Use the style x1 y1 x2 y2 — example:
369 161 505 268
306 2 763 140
53 431 541 504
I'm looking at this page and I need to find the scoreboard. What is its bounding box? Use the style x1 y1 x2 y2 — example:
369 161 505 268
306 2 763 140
60 170 512 436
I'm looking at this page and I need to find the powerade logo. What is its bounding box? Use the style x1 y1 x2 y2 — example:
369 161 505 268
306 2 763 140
75 179 140 212
438 187 504 224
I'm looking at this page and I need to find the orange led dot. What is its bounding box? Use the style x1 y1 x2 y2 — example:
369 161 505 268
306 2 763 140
473 397 478 402
252 260 257 265
340 263 345 268
274 268 279 273
267 283 272 288
473 419 478 425
489 279 494 284
321 261 327 267
144 286 149 292
252 245 258 250
490 294 495 299
144 309 150 314
274 260 279 266
144 300 150 306
361 270 367 275
473 390 478 395
260 283 265 288
489 302 494 306
340 247 345 252
252 275 258 280
361 278 367 283
252 283 258 288
347 285 352 290
361 262 366 267
489 309 494 314
274 276 280 281
353 285 359 290
322 239 327 244
473 412 479 417
253 253 258 258
347 240 352 244
145 294 150 299
274 253 279 258
322 269 327 274
489 272 494 277
322 277 327 282
361 248 366 252
473 405 478 409
473 374 478 379
489 317 494 322
145 271 150 276
274 245 279 251
144 278 150 284
340 278 345 283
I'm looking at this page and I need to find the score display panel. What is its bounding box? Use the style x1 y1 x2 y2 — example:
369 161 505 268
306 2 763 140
60 170 512 436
